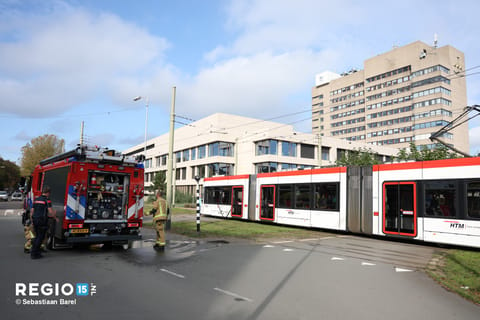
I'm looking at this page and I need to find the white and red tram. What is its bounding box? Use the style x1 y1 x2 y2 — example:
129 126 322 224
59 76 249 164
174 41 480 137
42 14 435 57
202 157 480 248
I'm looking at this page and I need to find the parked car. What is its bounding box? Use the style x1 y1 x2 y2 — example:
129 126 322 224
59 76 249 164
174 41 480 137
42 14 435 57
11 192 23 201
0 191 8 201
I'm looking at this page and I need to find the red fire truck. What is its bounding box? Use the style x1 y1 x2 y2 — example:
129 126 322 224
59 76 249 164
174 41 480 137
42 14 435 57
29 145 144 249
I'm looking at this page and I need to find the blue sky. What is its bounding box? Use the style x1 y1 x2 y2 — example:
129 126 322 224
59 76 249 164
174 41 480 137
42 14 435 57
1 0 480 164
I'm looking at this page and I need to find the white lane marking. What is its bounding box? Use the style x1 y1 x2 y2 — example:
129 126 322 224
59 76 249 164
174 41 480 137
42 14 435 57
5 209 13 216
263 245 275 248
331 257 345 261
361 262 376 266
395 267 413 273
213 287 253 302
283 248 294 252
299 238 319 242
160 268 185 279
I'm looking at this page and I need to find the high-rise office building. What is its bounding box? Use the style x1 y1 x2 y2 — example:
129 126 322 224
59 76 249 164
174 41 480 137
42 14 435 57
312 40 469 154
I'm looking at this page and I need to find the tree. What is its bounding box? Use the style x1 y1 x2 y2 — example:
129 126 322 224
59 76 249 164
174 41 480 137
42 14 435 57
0 157 21 191
396 142 459 161
336 148 381 166
20 134 65 176
150 171 166 193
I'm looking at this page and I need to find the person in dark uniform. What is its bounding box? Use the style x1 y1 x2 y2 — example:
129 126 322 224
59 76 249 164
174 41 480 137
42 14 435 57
30 186 56 259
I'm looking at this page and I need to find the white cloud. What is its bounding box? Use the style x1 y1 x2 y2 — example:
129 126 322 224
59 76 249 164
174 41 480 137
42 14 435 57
180 49 339 120
470 125 480 156
0 4 169 117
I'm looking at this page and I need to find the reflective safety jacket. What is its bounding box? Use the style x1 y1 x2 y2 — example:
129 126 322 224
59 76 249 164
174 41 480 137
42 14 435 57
153 197 167 222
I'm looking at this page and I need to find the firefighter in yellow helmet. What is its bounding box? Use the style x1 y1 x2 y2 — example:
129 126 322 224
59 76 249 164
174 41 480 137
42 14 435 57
151 190 168 251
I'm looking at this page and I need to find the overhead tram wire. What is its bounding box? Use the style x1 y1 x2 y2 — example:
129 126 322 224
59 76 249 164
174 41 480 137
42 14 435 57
445 65 480 80
155 108 313 149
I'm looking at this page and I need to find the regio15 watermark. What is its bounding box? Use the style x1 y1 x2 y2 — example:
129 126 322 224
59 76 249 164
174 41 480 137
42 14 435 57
15 282 96 305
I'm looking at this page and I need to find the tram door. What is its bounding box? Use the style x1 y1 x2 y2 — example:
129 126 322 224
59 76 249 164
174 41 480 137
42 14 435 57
260 185 275 221
231 187 243 217
383 182 417 236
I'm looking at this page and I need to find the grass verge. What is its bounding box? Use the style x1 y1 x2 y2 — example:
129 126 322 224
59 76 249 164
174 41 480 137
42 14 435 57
427 249 480 305
144 203 195 217
170 219 324 241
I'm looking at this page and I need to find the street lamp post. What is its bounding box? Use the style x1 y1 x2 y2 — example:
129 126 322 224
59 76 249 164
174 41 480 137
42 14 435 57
133 96 149 162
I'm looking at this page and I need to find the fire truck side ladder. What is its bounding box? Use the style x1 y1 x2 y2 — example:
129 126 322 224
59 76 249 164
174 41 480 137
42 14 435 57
429 104 480 157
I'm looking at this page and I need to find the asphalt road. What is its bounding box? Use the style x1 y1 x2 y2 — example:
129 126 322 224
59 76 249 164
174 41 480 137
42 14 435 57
1 208 479 320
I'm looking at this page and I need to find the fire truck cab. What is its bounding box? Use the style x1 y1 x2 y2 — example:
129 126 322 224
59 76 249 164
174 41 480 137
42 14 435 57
30 145 144 248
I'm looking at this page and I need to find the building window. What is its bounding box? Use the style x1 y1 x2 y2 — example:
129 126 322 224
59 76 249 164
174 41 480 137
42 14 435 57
175 152 181 163
161 155 167 166
281 163 297 170
220 142 234 157
145 158 152 168
198 145 206 159
256 162 278 173
191 148 196 160
208 142 234 157
282 142 297 157
197 165 206 178
337 149 346 160
256 140 278 156
300 144 315 159
176 168 187 180
208 142 219 157
321 147 330 161
183 149 189 162
208 163 233 177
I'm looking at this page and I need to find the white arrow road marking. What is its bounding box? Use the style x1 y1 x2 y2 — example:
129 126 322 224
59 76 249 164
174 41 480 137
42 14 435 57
331 257 345 261
361 262 376 266
214 288 253 302
4 210 13 216
395 267 413 273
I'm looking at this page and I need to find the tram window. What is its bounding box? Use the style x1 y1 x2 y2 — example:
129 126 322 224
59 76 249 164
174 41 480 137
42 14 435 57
467 182 480 218
313 183 339 211
424 181 457 217
205 187 231 205
295 184 311 209
278 185 293 208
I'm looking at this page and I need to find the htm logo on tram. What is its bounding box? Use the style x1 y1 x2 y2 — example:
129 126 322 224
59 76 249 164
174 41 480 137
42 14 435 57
450 223 465 229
